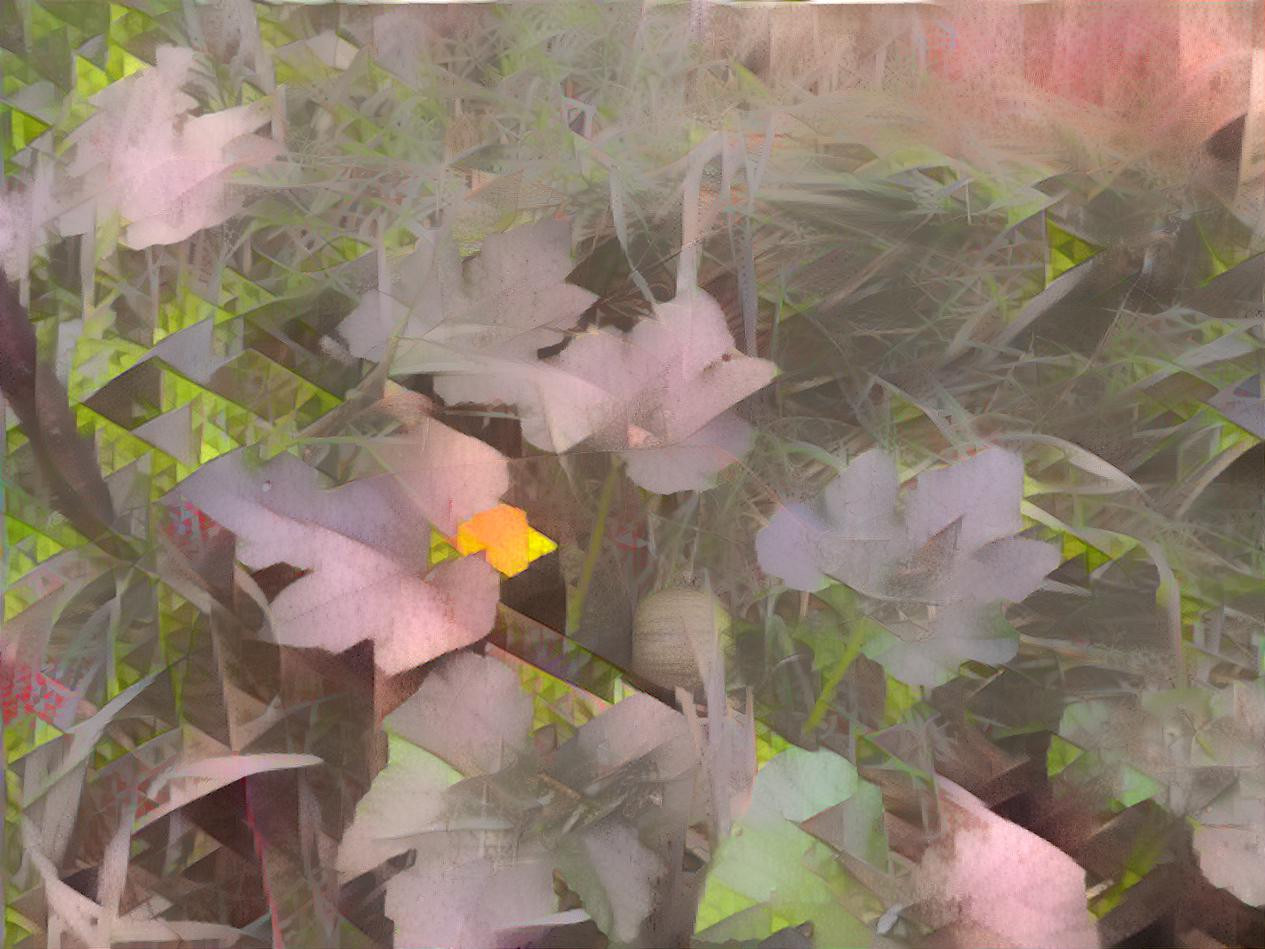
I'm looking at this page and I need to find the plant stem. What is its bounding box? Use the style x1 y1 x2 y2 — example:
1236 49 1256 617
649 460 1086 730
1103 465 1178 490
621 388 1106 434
567 458 619 634
803 614 870 737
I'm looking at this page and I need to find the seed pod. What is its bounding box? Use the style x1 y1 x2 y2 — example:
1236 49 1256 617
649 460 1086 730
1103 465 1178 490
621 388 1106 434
631 589 730 693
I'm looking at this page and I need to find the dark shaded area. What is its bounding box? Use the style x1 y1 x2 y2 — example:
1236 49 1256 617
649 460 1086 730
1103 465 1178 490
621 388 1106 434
501 550 567 632
249 562 312 602
1205 114 1245 166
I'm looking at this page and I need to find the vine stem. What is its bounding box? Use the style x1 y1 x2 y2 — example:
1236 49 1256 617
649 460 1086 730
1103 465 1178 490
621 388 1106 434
803 609 870 737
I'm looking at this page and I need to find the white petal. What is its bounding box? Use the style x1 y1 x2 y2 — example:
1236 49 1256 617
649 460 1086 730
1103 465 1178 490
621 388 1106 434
822 449 902 538
620 411 753 494
386 652 532 776
756 503 830 592
950 536 1062 603
906 448 1025 552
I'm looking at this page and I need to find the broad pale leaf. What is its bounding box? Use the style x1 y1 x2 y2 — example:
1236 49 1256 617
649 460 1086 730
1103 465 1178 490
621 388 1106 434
61 46 280 249
176 420 508 672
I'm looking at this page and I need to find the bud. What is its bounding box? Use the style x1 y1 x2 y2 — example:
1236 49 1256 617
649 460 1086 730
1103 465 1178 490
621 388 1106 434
631 588 731 694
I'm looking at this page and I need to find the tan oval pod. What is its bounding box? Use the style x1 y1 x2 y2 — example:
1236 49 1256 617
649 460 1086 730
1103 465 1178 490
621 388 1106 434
631 589 731 693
